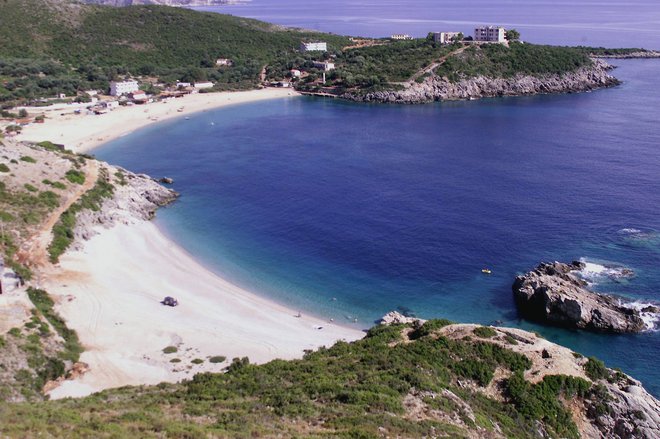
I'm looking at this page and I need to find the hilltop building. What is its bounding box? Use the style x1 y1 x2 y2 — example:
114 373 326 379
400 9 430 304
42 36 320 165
109 80 139 96
474 26 506 43
300 41 327 52
312 61 335 71
391 34 413 40
215 58 233 66
432 32 462 45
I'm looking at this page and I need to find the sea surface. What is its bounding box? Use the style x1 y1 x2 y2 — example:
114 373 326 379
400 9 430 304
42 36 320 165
96 59 660 396
194 0 660 49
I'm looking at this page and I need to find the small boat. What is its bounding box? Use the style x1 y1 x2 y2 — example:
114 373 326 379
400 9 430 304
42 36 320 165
481 268 492 274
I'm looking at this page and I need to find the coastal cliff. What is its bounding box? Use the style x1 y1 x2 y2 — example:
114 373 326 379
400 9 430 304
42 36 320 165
80 0 236 6
340 59 619 104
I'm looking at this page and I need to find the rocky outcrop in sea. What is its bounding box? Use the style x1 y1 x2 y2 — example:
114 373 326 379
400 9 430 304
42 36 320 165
341 59 619 104
512 261 657 333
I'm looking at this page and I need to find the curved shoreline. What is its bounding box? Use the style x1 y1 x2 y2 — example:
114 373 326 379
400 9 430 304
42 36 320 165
17 88 298 154
15 88 364 398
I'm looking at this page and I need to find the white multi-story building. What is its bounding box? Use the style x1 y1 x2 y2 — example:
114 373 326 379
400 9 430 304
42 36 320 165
109 80 139 96
300 41 327 52
474 26 506 43
391 34 413 40
432 32 462 44
312 61 335 71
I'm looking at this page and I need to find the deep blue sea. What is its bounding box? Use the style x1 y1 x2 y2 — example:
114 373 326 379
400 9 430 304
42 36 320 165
96 59 660 396
195 0 660 49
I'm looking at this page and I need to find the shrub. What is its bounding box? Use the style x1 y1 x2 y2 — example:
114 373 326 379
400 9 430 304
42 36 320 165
20 156 36 163
65 169 85 184
0 163 9 172
51 181 66 190
504 335 518 345
473 326 497 338
8 327 21 337
24 183 37 192
170 358 181 363
209 356 226 363
191 358 204 365
162 346 178 354
0 211 15 221
584 357 609 381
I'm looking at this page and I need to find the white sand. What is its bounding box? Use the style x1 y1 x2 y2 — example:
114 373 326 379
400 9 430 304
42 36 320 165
17 88 296 153
13 88 364 398
45 221 363 399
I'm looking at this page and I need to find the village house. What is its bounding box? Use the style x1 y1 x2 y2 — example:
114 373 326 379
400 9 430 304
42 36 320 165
474 26 506 43
300 41 327 52
290 69 302 78
391 34 413 40
109 80 139 96
432 32 462 45
215 58 233 66
312 61 335 71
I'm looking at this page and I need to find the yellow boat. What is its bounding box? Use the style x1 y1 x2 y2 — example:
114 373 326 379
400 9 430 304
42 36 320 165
481 268 492 274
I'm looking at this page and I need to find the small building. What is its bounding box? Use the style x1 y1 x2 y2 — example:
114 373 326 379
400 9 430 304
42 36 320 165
176 82 191 89
300 41 327 52
290 69 302 78
312 61 335 71
130 92 148 102
104 101 120 109
474 26 506 43
432 32 462 45
193 82 214 89
215 58 233 66
85 90 99 97
58 93 66 99
110 80 139 97
391 34 413 40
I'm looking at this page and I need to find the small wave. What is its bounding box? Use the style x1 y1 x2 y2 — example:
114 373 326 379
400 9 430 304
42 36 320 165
618 228 642 235
624 301 660 332
577 258 635 284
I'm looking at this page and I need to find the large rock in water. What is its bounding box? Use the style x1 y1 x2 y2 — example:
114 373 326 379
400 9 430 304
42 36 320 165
513 261 647 333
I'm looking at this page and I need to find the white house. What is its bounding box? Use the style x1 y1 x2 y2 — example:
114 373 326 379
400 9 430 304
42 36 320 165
300 41 327 52
391 34 413 40
432 32 462 45
474 26 506 43
312 61 335 71
176 82 191 89
109 80 139 96
216 58 233 66
290 69 302 78
193 82 214 89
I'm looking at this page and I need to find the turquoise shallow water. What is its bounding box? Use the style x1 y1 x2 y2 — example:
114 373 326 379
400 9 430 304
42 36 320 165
95 59 660 396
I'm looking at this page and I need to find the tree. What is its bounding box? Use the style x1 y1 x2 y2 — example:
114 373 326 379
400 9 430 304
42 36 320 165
506 29 521 41
18 108 27 118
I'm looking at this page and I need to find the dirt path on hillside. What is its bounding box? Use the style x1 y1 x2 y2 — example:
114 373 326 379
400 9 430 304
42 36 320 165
18 160 99 272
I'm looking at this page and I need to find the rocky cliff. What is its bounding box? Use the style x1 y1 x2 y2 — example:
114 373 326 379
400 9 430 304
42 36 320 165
341 59 619 104
512 261 658 333
72 164 178 245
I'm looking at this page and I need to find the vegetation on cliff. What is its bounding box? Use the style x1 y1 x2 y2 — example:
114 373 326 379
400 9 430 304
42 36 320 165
1 320 652 438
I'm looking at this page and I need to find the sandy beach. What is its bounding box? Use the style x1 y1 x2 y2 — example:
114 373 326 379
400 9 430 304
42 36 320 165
17 88 296 154
44 221 362 399
13 88 364 398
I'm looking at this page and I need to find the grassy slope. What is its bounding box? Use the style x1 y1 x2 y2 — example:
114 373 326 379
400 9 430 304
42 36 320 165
0 320 616 438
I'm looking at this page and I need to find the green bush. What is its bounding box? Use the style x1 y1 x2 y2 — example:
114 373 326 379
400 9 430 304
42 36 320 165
191 358 204 365
473 326 497 338
20 156 36 163
0 211 15 221
209 356 226 363
65 169 85 184
162 346 178 354
0 163 9 172
584 357 609 381
51 181 66 190
24 183 37 192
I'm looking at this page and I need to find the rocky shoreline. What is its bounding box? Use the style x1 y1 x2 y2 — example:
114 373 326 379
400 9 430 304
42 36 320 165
513 261 659 333
594 51 660 59
340 59 619 104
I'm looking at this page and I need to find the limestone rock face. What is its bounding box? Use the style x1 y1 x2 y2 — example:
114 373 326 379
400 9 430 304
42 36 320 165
512 261 651 333
379 311 426 326
341 59 619 104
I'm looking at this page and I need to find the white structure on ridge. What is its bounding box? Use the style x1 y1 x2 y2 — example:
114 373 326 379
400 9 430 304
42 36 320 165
300 41 327 52
193 82 214 89
391 34 413 40
109 80 139 96
312 61 335 71
432 32 462 45
474 26 506 43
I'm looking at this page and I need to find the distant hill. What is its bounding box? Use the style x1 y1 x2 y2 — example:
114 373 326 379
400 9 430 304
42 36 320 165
80 0 234 6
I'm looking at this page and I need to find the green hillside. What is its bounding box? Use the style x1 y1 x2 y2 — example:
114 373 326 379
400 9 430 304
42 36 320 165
0 320 618 438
